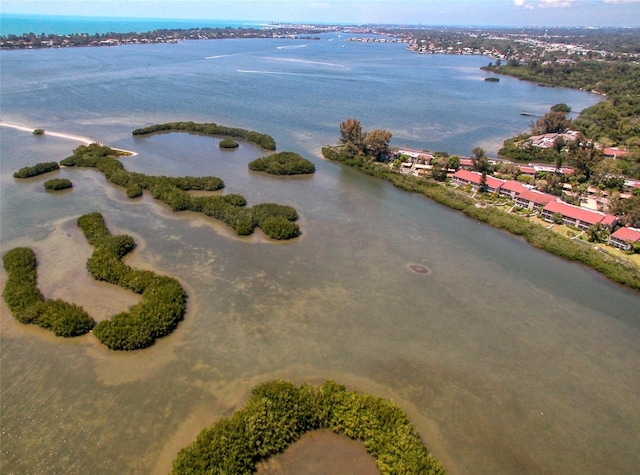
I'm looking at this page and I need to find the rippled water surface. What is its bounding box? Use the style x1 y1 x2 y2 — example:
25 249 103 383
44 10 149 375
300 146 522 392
1 35 639 475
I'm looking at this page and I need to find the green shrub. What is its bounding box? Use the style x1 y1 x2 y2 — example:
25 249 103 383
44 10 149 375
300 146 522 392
32 128 45 135
13 161 59 178
259 216 300 240
44 178 72 191
171 380 446 475
248 152 315 175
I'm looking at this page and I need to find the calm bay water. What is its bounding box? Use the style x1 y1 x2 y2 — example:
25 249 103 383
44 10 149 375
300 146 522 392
1 34 639 475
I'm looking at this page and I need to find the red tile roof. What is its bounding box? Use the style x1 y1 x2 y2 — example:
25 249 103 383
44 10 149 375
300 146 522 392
518 166 536 175
517 189 556 206
610 227 640 243
543 200 615 226
452 170 504 190
501 180 529 195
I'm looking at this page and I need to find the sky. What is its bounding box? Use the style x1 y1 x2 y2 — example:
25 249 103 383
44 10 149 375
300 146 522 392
2 0 639 27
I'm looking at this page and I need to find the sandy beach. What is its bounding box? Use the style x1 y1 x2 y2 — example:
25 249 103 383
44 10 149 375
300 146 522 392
0 120 137 156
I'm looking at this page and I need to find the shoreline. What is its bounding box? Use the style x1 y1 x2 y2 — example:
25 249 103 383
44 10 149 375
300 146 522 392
0 120 138 157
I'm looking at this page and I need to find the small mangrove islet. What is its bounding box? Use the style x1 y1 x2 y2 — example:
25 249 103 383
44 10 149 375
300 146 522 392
2 213 188 350
13 161 60 179
59 142 300 240
44 178 73 191
248 151 316 176
132 121 276 150
171 379 446 475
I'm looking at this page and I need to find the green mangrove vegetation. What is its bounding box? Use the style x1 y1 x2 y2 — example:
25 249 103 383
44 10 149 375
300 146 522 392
131 121 276 150
219 138 239 149
322 146 640 292
44 178 72 191
248 151 316 175
2 247 95 337
171 379 446 475
59 143 300 240
13 161 59 178
1 213 188 350
77 212 187 350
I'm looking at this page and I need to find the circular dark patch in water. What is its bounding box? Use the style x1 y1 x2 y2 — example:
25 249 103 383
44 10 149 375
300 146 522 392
408 263 431 275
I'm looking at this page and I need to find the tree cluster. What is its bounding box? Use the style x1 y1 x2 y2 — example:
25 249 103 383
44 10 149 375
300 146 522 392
219 139 239 149
44 178 72 190
248 152 315 175
2 247 95 337
339 118 392 161
13 161 60 179
59 143 300 240
132 121 276 150
171 380 445 475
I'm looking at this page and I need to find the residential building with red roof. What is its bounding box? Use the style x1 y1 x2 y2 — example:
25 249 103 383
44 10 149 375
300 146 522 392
609 227 640 251
515 189 556 211
451 170 504 193
541 200 618 230
499 180 529 199
518 165 537 176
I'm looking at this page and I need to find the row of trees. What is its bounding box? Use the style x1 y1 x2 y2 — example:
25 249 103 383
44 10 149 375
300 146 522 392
172 380 445 475
248 152 315 175
132 121 276 150
60 143 300 240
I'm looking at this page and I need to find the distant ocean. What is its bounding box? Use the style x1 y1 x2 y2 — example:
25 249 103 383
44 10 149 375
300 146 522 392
0 13 268 36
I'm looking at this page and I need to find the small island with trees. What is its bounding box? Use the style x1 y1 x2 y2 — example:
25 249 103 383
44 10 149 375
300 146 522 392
2 212 188 350
248 151 316 176
218 138 239 149
172 379 446 475
44 178 72 191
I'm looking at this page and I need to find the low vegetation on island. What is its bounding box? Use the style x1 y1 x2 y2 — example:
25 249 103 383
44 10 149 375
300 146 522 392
2 247 95 337
172 379 445 475
78 212 187 350
132 121 276 150
59 143 300 240
13 161 60 178
219 138 239 149
324 119 640 292
44 178 72 191
2 213 188 350
248 151 316 175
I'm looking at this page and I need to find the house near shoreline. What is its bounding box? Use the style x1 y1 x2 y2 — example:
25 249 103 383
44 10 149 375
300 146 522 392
451 170 619 230
541 200 617 231
451 169 504 193
528 130 580 149
609 227 640 251
515 189 557 211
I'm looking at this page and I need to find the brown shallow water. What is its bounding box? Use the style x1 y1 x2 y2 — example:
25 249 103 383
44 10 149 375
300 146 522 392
255 429 379 475
2 128 640 475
